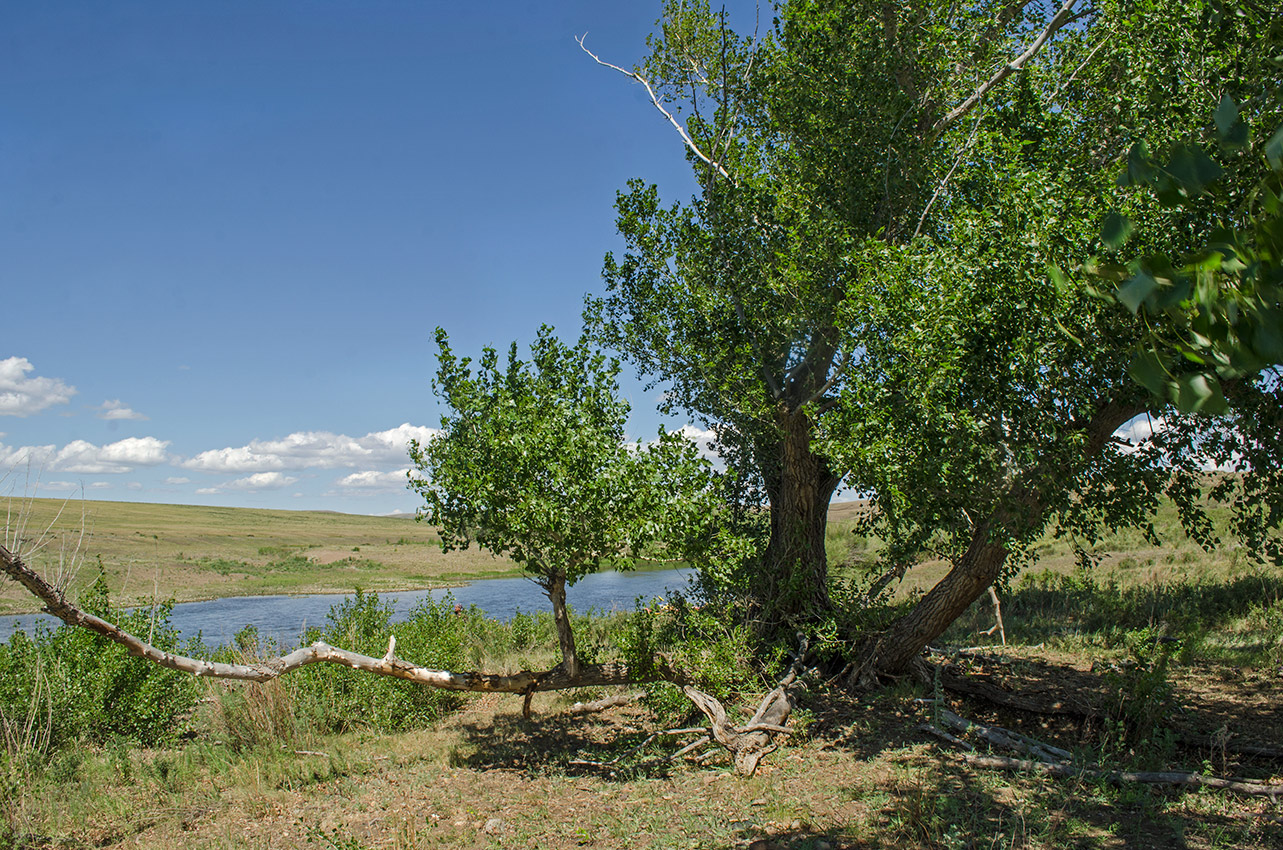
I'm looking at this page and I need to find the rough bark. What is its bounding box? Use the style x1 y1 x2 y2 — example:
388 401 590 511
755 406 843 630
857 398 1148 678
865 529 1010 676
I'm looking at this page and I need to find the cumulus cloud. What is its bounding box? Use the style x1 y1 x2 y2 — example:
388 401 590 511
0 440 56 469
197 472 299 494
335 468 423 492
0 358 77 417
54 437 171 474
95 400 148 421
182 423 438 473
164 476 191 485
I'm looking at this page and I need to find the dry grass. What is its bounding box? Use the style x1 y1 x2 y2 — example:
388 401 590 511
5 667 1280 850
0 498 519 614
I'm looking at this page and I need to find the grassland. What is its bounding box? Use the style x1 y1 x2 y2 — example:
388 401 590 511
0 497 524 614
2 496 1280 849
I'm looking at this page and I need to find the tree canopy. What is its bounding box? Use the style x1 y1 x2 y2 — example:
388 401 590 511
408 326 713 675
588 0 1283 668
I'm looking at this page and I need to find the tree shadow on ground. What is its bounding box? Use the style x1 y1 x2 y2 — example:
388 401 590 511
448 699 698 780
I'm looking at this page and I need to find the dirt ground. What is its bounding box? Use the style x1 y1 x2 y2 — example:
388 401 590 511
57 648 1281 850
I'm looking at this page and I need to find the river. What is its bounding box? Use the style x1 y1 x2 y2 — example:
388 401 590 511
0 567 692 649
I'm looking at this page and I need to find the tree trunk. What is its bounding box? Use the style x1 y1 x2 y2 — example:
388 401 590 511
864 526 1010 675
860 399 1147 677
754 406 843 631
546 571 580 678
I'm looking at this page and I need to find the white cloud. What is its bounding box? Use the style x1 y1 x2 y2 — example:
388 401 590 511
164 476 191 485
1114 414 1166 447
0 358 77 417
54 436 171 474
182 423 438 473
87 481 112 490
335 468 422 492
0 441 57 469
95 399 148 421
230 472 297 490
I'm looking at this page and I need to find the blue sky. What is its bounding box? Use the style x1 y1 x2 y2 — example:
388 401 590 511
0 2 751 515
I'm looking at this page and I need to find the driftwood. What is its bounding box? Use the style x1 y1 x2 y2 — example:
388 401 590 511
684 638 810 776
921 702 1283 800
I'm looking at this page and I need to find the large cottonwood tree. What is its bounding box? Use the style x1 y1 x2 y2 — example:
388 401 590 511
588 0 1282 666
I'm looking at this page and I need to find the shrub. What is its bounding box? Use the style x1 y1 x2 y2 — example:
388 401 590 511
286 590 470 735
0 574 200 752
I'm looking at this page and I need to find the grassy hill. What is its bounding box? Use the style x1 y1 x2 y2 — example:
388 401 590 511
0 495 1260 616
0 497 520 614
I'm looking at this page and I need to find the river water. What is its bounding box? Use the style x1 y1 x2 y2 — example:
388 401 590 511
0 567 692 649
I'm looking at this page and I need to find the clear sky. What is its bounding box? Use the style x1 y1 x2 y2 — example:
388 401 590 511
1 2 753 515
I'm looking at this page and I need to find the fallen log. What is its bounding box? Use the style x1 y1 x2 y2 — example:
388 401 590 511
0 541 681 694
964 754 1283 799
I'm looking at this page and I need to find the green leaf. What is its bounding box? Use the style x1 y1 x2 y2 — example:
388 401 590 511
1213 93 1239 138
1100 211 1133 250
1116 269 1159 313
1165 145 1223 197
1124 141 1155 185
1128 351 1169 397
1266 123 1283 172
1173 372 1228 415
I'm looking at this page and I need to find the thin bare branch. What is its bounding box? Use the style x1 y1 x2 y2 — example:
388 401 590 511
578 34 733 182
913 111 983 239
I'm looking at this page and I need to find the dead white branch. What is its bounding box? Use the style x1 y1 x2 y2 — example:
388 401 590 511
0 541 677 694
578 34 733 182
931 0 1085 138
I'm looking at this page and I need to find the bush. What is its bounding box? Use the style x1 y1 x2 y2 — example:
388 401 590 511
285 590 471 735
0 574 200 752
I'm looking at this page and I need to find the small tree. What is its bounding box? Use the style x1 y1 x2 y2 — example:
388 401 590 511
408 326 713 678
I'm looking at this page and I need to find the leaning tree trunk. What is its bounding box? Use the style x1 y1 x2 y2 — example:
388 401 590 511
857 398 1148 679
861 525 1010 677
754 406 844 633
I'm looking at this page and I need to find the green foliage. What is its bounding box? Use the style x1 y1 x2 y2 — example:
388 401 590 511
616 596 758 724
1085 89 1283 414
0 575 200 753
409 325 714 591
285 591 469 736
1101 628 1180 766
